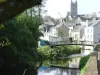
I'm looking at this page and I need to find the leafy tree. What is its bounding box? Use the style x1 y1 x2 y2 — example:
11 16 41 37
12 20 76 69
0 14 43 75
38 46 81 64
0 0 47 75
0 0 42 23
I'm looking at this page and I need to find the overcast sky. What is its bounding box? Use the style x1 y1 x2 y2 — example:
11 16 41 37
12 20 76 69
44 0 100 18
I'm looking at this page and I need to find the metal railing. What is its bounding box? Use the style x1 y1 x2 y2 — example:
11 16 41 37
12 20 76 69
51 41 94 46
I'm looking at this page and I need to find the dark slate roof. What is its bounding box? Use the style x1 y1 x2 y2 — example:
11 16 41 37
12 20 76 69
73 25 85 32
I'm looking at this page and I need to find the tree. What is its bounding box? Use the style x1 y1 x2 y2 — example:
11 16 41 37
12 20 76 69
44 16 56 25
0 0 48 74
0 14 43 75
0 0 42 23
25 0 47 17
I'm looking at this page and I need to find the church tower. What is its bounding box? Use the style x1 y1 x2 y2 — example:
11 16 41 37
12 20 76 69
71 0 78 18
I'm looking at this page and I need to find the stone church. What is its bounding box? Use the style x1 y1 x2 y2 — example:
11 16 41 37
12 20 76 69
66 0 94 22
71 0 78 18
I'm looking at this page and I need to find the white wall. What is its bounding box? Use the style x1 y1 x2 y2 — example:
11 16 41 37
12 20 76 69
97 12 100 17
57 25 69 37
72 32 80 41
68 27 73 37
84 27 93 42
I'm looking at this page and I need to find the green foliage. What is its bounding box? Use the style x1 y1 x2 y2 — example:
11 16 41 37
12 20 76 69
80 67 87 75
95 44 100 51
79 55 90 75
42 59 70 67
38 46 81 66
0 14 43 75
38 46 52 58
0 0 42 23
79 55 90 70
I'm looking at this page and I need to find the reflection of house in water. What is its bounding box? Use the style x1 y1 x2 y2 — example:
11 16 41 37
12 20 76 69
44 68 52 73
38 67 80 75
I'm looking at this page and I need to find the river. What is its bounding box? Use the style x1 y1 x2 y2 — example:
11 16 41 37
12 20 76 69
38 66 80 75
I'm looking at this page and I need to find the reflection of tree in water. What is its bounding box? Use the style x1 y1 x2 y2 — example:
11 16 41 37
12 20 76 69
54 68 78 75
44 68 52 73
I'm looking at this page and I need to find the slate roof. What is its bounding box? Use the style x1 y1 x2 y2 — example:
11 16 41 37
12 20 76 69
89 19 100 27
72 25 85 32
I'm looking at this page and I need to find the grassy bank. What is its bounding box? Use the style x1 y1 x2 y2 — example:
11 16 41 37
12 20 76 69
79 55 90 75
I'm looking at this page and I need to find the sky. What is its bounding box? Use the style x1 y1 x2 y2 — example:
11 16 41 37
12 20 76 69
44 0 100 18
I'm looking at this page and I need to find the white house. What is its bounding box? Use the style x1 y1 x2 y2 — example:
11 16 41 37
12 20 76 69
79 18 100 55
90 19 100 44
81 19 100 44
68 24 74 37
40 23 70 44
70 19 87 42
66 19 93 55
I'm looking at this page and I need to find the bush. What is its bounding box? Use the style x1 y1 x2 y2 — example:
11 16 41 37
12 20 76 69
95 44 100 51
37 46 52 60
38 45 81 66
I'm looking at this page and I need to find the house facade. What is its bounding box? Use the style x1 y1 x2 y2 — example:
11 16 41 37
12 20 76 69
81 19 100 44
78 18 100 54
39 23 70 44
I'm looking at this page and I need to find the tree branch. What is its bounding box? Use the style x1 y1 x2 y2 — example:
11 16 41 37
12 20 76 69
0 0 42 23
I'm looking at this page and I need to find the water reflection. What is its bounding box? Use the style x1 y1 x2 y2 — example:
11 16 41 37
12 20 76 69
38 67 80 75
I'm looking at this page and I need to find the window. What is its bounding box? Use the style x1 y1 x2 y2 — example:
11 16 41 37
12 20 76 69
87 29 89 32
91 29 92 32
91 35 92 38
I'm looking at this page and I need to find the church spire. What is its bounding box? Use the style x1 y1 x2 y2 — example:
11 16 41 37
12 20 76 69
71 0 77 18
